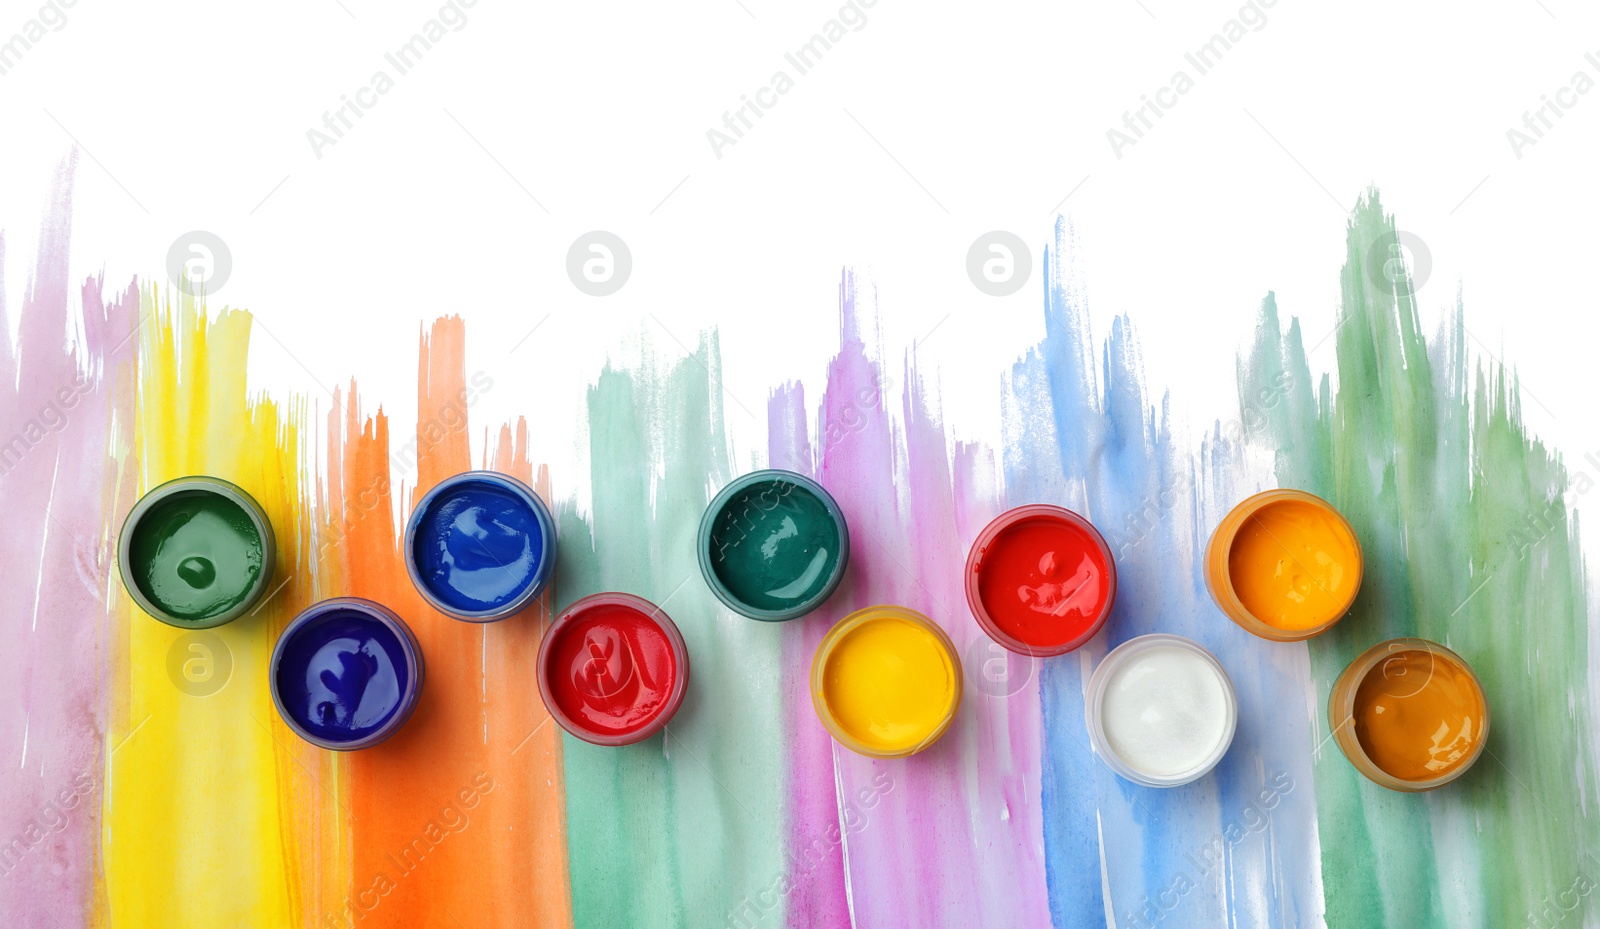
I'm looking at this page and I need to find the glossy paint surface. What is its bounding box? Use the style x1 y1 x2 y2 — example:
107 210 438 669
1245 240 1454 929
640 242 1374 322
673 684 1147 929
274 608 411 744
411 478 547 614
542 599 682 742
705 476 843 617
1227 497 1360 632
1352 648 1486 782
972 510 1111 651
127 490 263 621
813 607 959 756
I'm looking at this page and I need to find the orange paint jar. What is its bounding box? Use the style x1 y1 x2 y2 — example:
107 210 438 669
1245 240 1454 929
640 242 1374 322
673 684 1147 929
1205 489 1362 641
1329 638 1489 791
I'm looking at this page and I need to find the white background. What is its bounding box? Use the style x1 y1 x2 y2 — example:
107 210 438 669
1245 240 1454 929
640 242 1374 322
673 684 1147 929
2 0 1597 526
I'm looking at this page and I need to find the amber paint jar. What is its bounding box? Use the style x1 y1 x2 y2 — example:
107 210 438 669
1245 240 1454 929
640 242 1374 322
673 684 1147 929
1328 638 1489 792
1205 489 1362 642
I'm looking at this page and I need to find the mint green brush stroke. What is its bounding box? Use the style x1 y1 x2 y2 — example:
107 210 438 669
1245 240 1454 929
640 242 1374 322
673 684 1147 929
1240 189 1597 928
555 334 787 929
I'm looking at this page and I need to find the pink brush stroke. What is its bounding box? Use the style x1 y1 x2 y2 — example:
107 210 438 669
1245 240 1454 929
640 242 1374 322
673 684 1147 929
780 273 1050 929
0 155 136 925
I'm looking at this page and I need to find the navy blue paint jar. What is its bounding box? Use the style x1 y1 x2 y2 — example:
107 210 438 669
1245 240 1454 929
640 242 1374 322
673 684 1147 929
270 597 424 751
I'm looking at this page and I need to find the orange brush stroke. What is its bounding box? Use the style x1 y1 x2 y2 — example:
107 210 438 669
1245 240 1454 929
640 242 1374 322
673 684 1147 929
335 318 571 929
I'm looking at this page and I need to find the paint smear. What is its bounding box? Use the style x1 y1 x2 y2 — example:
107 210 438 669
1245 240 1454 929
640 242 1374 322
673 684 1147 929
781 276 1055 929
1240 190 1598 927
1008 220 1325 929
104 291 315 929
333 320 573 929
0 154 132 926
557 334 786 929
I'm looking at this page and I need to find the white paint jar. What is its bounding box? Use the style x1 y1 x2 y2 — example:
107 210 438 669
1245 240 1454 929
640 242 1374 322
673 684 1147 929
1086 634 1238 787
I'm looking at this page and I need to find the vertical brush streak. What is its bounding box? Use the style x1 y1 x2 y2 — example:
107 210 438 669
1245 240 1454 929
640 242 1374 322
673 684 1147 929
1242 191 1599 928
795 273 1054 928
769 380 854 929
1002 224 1107 929
812 275 931 927
1011 219 1322 929
484 421 575 928
559 333 785 929
341 318 573 929
105 294 311 928
899 353 1053 928
0 157 129 925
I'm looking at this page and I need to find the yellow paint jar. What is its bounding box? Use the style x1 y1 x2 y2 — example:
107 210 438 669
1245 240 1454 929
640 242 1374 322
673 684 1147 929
810 605 963 757
1328 638 1489 791
1205 489 1363 641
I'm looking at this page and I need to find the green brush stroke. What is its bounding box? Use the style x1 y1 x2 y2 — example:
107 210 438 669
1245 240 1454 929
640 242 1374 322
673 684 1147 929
1240 189 1597 928
555 332 788 929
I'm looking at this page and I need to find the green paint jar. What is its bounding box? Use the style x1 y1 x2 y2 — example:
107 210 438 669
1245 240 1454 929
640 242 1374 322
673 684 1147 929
698 469 849 622
118 476 276 628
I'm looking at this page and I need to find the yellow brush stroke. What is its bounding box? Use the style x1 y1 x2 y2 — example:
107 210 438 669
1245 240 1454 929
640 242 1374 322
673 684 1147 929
102 287 345 929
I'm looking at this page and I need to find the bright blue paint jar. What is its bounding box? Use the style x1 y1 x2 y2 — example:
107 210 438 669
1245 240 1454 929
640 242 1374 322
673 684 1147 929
404 471 557 622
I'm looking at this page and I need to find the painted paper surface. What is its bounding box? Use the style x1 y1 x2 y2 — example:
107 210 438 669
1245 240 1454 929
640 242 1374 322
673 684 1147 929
1 163 1594 928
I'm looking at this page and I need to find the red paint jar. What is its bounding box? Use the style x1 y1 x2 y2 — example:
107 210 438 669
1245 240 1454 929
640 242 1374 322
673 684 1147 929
965 504 1117 656
538 592 690 746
